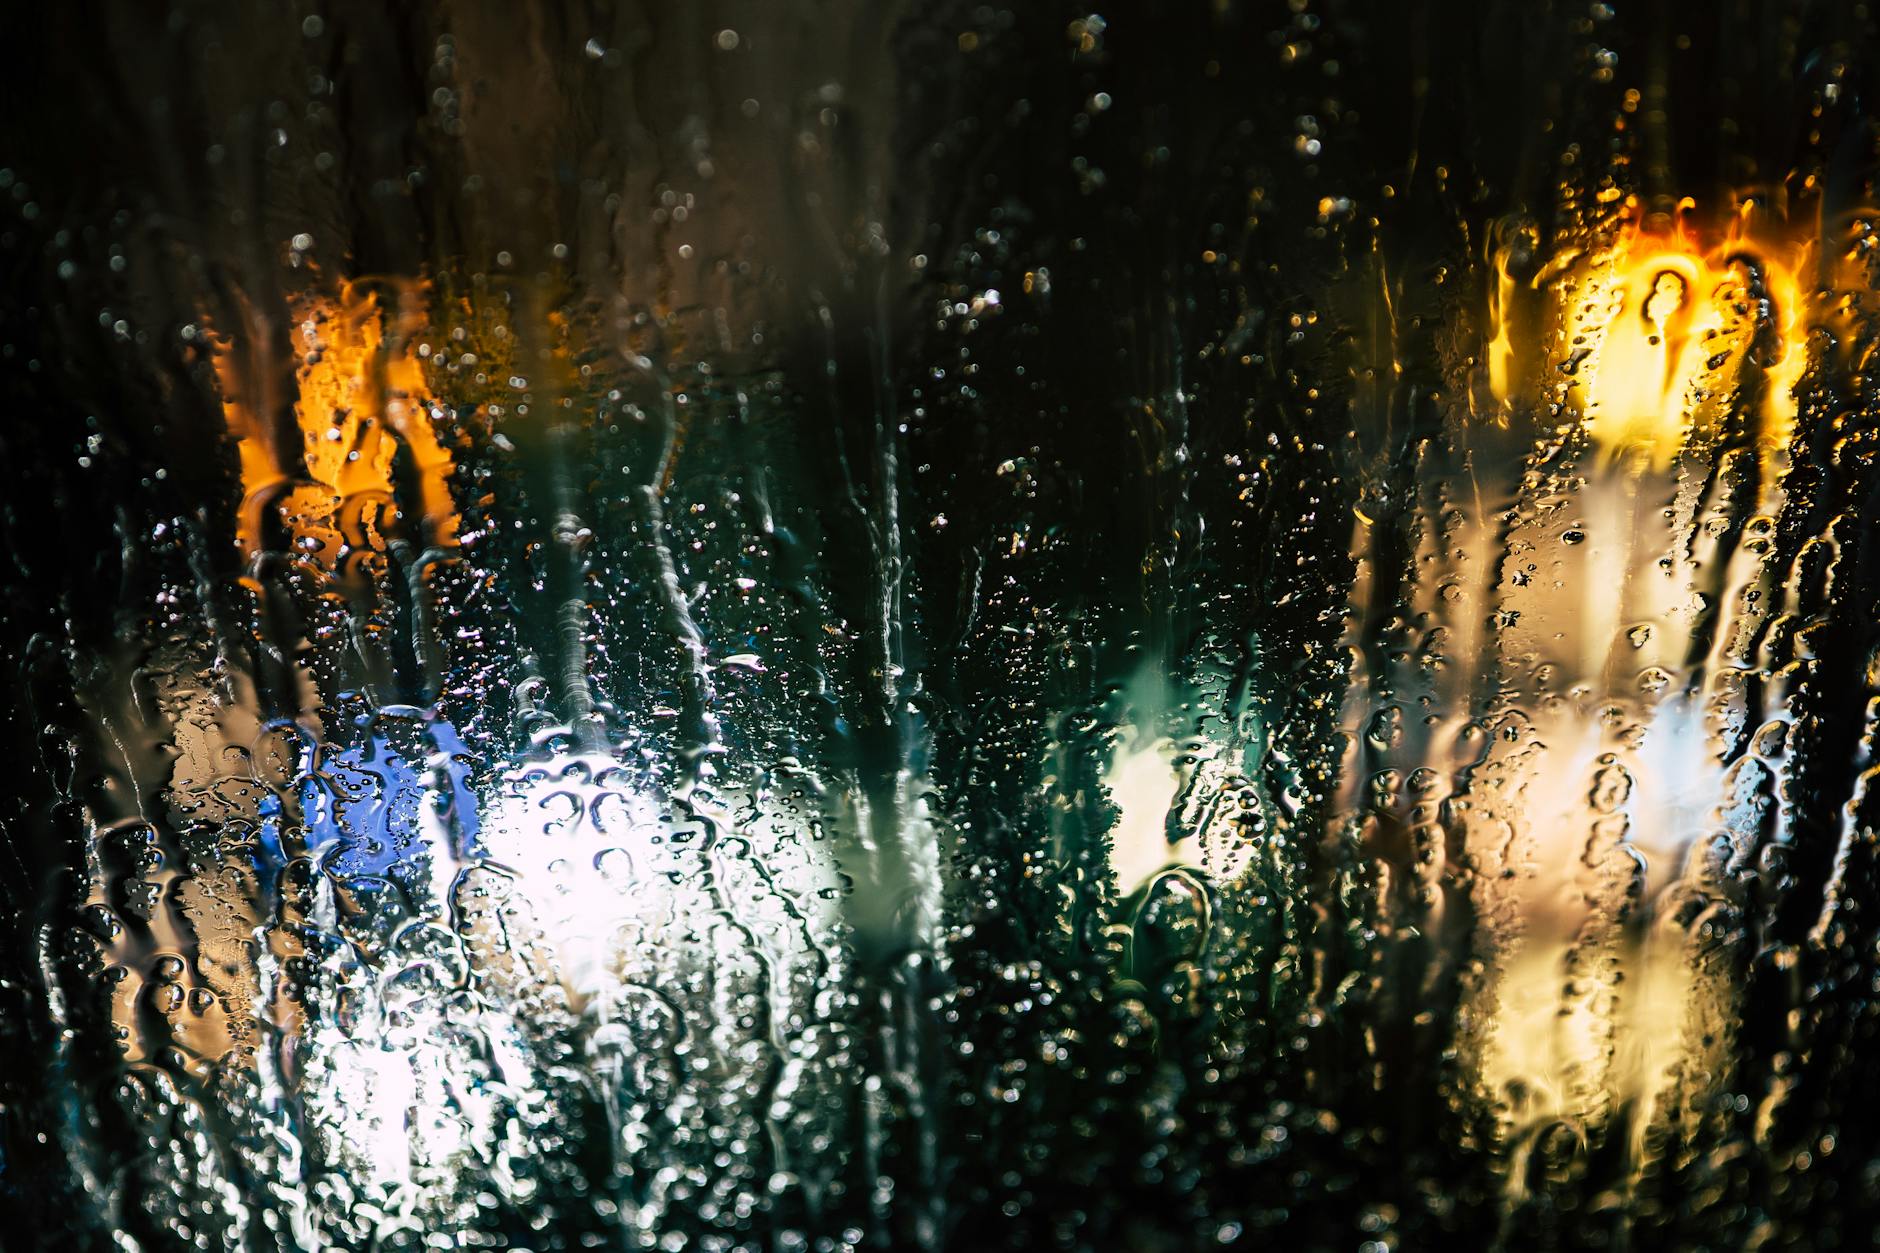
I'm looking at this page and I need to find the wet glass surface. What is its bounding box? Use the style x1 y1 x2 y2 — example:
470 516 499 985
3 3 1880 1249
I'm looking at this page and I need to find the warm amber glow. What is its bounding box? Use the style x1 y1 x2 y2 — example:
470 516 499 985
1465 197 1816 1192
217 282 458 565
1491 199 1808 466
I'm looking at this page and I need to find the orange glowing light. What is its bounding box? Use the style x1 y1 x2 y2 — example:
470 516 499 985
1490 198 1810 466
216 281 458 566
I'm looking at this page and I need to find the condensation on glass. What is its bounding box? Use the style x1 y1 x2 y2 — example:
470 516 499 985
2 4 1878 1251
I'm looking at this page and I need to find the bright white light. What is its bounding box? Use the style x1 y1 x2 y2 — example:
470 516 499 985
478 753 669 1002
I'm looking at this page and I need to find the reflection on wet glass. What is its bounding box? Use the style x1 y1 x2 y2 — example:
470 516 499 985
3 3 1880 1250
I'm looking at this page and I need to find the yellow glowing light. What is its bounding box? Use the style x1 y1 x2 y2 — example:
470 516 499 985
1490 199 1809 466
1464 197 1817 1195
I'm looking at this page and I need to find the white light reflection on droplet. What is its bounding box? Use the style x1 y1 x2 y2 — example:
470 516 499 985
478 752 669 1004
